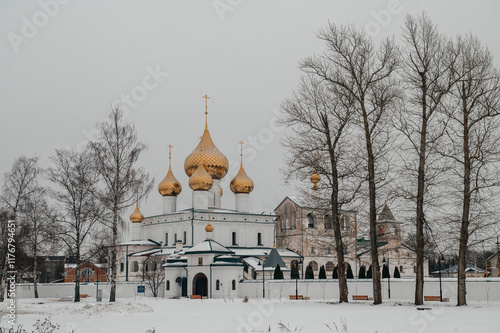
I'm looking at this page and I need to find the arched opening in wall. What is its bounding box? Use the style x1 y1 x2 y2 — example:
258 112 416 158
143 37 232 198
290 205 296 229
232 279 236 290
131 261 139 272
324 214 332 229
307 213 315 228
308 261 319 271
193 273 208 297
216 279 220 290
325 261 335 271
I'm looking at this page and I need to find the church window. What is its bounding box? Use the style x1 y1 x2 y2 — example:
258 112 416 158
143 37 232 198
232 280 236 290
307 213 315 228
131 261 139 273
183 231 187 244
232 232 237 245
308 261 319 271
120 263 124 272
282 206 288 230
326 261 335 271
165 233 168 246
166 280 170 290
174 233 177 242
198 258 203 266
216 280 220 290
311 246 316 254
400 265 404 273
327 247 332 254
290 205 296 229
413 266 417 273
257 233 263 246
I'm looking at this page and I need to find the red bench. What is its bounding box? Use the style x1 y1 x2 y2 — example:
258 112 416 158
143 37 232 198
352 295 369 301
424 296 441 301
190 295 202 299
289 295 304 300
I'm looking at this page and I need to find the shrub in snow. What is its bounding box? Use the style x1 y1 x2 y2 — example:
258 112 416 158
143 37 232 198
305 265 314 279
394 266 401 278
319 265 327 279
346 264 354 279
358 265 366 279
332 266 338 279
367 265 372 279
290 262 300 279
274 264 284 279
382 264 390 278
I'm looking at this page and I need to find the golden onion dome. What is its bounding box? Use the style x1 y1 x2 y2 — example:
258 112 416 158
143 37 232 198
184 117 229 180
310 170 320 191
158 148 182 196
205 221 214 232
129 202 144 223
188 163 214 191
230 159 254 194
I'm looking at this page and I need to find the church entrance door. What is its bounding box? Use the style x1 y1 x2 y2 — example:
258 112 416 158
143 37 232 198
193 273 208 297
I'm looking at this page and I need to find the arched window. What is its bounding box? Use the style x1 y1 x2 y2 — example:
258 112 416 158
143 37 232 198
290 260 299 269
131 261 139 272
282 205 288 230
232 279 236 290
216 279 220 290
324 215 332 229
166 280 170 290
308 261 319 271
307 213 315 228
325 261 335 271
290 205 296 229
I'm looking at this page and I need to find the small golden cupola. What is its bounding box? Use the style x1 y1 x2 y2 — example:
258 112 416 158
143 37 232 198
310 170 320 190
188 161 214 191
184 95 229 180
230 141 254 194
129 193 144 223
158 145 182 197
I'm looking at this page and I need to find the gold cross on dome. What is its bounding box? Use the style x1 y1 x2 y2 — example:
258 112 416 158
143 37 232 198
202 94 210 115
167 144 173 160
238 141 245 156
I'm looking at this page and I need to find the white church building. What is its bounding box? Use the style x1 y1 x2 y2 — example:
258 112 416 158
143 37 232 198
115 98 300 298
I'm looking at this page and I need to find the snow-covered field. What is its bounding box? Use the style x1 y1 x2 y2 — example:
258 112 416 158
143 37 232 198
1 297 499 333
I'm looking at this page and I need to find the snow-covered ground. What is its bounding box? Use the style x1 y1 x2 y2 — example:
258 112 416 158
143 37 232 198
1 297 499 333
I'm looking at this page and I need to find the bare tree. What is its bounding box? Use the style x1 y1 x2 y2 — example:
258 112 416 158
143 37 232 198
143 256 165 297
20 186 57 298
302 23 400 304
46 149 105 302
281 74 360 302
0 156 40 302
395 13 459 305
440 35 500 306
89 107 153 302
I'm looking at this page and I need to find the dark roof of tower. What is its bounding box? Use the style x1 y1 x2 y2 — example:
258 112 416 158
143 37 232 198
379 203 395 221
263 247 286 269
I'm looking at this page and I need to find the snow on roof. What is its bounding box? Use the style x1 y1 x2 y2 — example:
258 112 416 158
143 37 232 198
431 264 485 274
229 247 301 258
163 262 187 268
119 240 159 246
184 239 233 254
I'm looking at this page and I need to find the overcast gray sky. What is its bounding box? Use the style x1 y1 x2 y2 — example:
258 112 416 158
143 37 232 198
1 0 499 218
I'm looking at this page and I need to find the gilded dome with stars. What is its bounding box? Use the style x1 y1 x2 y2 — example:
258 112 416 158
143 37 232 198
188 163 214 191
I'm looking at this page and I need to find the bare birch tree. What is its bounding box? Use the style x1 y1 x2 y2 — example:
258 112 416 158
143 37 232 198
395 13 459 305
440 35 500 306
281 74 360 302
143 256 165 297
20 186 57 298
89 107 153 302
47 149 105 302
302 23 400 304
0 156 40 302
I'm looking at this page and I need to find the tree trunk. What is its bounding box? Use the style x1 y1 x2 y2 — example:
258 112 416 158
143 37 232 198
324 119 349 303
75 249 81 302
457 96 471 306
33 245 38 298
415 80 428 306
109 207 118 302
361 103 382 304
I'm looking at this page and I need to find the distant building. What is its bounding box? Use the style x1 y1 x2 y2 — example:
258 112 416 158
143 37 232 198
430 264 485 278
486 251 500 277
275 197 428 278
64 262 108 283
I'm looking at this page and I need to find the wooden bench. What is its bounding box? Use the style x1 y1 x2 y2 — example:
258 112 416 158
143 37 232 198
79 294 89 298
289 295 304 300
352 295 369 301
424 296 441 302
190 295 202 299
